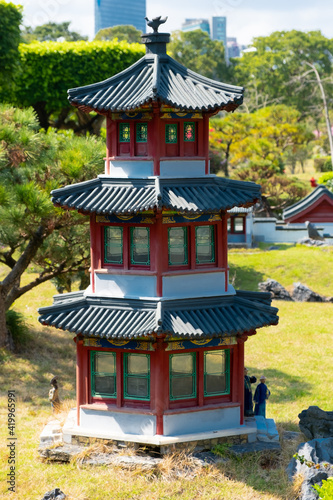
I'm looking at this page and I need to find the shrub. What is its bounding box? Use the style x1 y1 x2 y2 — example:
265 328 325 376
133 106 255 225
313 477 333 499
314 156 332 173
6 309 31 349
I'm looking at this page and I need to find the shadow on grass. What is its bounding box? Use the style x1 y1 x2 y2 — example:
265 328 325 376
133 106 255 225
246 366 312 404
0 325 76 406
229 264 265 292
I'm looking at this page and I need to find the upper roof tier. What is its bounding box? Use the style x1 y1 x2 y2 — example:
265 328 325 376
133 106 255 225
68 22 244 114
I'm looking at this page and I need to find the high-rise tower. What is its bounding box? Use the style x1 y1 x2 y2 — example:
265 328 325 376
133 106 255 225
95 0 146 35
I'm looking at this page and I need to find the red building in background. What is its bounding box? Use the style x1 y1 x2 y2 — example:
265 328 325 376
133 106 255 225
39 20 278 448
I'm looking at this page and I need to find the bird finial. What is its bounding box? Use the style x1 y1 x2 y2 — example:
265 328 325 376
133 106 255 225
145 16 168 33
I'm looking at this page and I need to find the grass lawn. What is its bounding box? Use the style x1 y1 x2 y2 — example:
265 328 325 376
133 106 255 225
0 244 332 499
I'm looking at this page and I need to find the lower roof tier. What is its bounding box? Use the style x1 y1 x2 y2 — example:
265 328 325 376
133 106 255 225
38 291 279 340
51 176 261 215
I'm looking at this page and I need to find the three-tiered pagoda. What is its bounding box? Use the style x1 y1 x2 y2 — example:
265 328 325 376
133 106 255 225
38 19 279 448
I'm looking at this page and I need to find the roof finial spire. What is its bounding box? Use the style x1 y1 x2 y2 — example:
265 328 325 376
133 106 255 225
145 16 168 33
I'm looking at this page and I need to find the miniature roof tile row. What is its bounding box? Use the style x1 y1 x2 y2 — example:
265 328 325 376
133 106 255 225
51 177 261 214
283 184 333 220
38 291 278 340
68 54 244 114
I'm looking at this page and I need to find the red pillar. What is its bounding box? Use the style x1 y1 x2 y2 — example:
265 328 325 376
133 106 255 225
76 337 84 426
237 337 246 425
152 338 168 435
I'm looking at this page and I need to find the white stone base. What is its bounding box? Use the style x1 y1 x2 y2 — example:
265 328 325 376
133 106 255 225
61 408 258 447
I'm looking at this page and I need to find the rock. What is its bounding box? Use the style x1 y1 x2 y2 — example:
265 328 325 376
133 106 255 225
286 438 333 500
306 221 325 241
41 489 66 500
299 406 333 439
230 441 281 455
297 237 328 247
292 283 324 302
283 431 302 441
39 444 83 462
258 279 293 301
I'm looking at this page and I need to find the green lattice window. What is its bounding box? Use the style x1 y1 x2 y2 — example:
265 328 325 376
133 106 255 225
168 227 188 265
165 124 178 143
91 351 116 398
124 353 150 400
136 123 148 142
104 226 123 264
195 226 215 264
184 122 195 142
169 353 196 400
204 350 230 396
119 123 130 142
130 227 150 265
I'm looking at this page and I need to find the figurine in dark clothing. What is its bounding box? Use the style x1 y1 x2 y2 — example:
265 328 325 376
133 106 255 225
244 367 257 416
49 376 61 413
254 375 270 417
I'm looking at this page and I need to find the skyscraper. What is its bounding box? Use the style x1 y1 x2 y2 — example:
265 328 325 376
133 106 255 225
211 16 227 48
95 0 146 36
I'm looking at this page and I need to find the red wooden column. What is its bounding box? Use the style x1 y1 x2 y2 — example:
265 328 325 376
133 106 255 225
203 114 210 174
150 105 161 176
76 336 85 426
154 214 164 297
152 338 168 435
89 216 102 293
236 336 246 425
221 213 229 292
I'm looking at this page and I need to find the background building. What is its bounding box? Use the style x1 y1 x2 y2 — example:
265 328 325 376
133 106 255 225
181 18 210 36
95 0 146 36
211 16 227 47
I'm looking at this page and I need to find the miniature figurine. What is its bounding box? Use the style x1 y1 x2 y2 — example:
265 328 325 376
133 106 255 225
254 375 270 418
49 376 61 413
244 367 257 417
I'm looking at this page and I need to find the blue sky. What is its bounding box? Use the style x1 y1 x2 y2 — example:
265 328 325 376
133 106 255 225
12 0 333 45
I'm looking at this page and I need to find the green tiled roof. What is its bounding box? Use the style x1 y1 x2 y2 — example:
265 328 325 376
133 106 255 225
38 291 278 340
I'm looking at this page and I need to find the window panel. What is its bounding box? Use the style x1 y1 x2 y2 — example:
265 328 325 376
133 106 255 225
204 350 230 396
119 123 130 142
91 352 116 398
184 122 195 142
130 227 150 265
165 124 178 143
234 217 245 233
170 353 196 400
227 219 231 232
124 354 150 400
136 123 148 143
195 226 215 264
168 227 188 265
104 226 123 264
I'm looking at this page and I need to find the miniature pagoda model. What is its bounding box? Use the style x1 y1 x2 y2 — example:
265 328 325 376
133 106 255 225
38 18 279 447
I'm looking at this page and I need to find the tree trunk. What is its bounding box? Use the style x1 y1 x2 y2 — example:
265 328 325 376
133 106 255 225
0 290 12 349
33 101 50 130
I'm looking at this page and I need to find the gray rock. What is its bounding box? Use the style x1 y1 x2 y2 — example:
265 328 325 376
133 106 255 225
39 445 83 462
41 489 66 500
298 237 328 247
283 431 302 441
299 407 333 439
287 438 333 500
292 283 324 303
306 222 325 241
230 441 281 455
258 279 293 301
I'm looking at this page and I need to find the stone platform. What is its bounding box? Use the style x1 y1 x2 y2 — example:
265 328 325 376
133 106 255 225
39 410 280 455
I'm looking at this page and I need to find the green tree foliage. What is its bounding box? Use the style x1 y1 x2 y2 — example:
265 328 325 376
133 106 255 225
94 25 142 43
22 22 88 43
232 30 333 117
14 40 145 130
210 105 313 176
232 163 309 216
168 30 228 81
0 1 22 99
0 104 105 348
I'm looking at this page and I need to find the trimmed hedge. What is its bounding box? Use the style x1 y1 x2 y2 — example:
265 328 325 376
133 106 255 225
15 40 145 112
